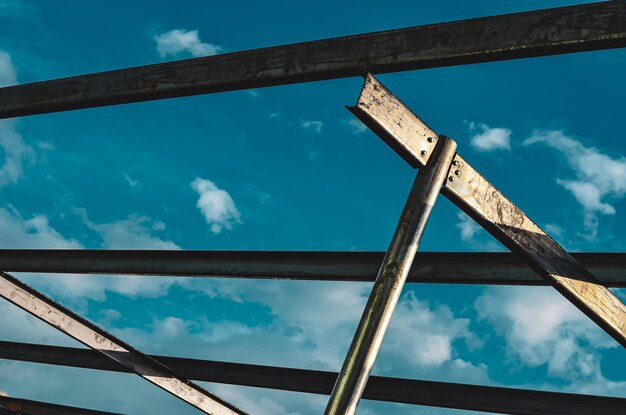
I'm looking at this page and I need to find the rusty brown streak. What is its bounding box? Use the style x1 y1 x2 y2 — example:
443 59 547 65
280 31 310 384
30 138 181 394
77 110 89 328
0 1 625 118
351 74 626 348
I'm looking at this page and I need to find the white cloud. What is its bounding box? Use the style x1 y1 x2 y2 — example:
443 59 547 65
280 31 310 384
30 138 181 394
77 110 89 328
123 171 141 190
524 130 626 241
455 211 503 251
0 49 33 188
191 177 242 234
468 122 511 151
344 118 367 135
188 279 487 384
301 120 324 134
456 211 480 242
0 206 182 301
0 206 81 249
0 49 17 86
154 29 222 58
476 286 621 389
79 211 180 250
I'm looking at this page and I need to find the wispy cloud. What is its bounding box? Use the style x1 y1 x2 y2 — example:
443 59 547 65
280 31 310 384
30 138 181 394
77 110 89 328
524 130 626 241
456 212 503 251
154 29 223 58
0 50 33 187
191 177 242 234
476 286 623 394
301 120 324 134
467 121 511 152
344 118 367 135
123 171 141 190
80 211 179 249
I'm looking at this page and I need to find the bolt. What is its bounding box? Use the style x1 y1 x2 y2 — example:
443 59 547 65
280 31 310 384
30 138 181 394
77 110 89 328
449 176 455 182
427 137 435 142
455 170 461 176
421 150 427 156
452 160 460 166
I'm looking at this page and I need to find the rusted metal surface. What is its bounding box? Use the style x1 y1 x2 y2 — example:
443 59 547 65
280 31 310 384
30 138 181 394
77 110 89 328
2 341 625 415
0 396 123 415
0 271 245 415
0 2 625 119
350 73 626 348
1 249 625 286
325 137 457 415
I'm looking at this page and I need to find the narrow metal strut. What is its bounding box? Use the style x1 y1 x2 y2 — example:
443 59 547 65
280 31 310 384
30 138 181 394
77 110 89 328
0 271 245 415
350 73 626 348
324 136 457 414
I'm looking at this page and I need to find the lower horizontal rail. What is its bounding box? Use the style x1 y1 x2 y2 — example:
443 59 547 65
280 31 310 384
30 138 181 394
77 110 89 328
0 396 123 415
0 250 624 286
1 341 624 415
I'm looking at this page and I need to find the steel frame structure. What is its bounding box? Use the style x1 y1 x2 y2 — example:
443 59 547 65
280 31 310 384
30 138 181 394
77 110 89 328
0 1 625 414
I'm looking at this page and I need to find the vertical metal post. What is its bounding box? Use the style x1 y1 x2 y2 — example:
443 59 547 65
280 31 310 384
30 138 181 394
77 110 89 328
324 136 457 415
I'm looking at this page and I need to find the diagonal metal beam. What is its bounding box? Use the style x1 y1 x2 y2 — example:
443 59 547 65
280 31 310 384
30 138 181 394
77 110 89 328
2 341 625 415
0 1 625 119
0 396 123 415
1 249 625 286
0 271 245 415
350 73 626 348
325 137 457 414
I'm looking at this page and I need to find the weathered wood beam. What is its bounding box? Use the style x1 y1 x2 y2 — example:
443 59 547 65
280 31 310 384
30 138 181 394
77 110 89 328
2 250 626 286
1 341 624 415
0 1 625 119
350 74 626 348
0 271 245 415
0 396 123 415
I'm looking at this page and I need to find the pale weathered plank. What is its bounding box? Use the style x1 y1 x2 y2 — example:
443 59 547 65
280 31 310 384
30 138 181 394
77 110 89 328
351 73 626 347
0 271 245 415
444 155 626 347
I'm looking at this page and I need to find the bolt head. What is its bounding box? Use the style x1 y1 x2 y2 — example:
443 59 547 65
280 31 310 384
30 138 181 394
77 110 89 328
427 137 435 142
452 160 460 166
420 150 427 156
448 176 455 182
455 170 461 176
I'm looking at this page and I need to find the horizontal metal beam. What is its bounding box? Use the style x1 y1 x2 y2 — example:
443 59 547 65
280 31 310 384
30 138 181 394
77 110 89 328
0 1 624 119
2 250 625 287
0 396 123 415
1 341 624 415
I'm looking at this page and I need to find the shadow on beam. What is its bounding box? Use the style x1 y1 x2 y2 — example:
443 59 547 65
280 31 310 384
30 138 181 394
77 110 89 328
1 250 625 287
0 341 624 415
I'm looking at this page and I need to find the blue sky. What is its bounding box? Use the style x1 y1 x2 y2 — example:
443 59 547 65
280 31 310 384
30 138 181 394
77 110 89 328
0 0 625 413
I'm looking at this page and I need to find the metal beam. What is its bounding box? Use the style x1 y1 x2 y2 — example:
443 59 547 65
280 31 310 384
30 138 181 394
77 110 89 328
0 396 123 415
0 1 625 119
350 73 626 348
325 137 457 414
0 271 244 415
1 341 625 415
2 250 625 286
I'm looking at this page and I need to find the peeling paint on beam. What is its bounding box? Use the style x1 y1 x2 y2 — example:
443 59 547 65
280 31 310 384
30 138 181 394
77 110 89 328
0 1 624 118
1 341 625 415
